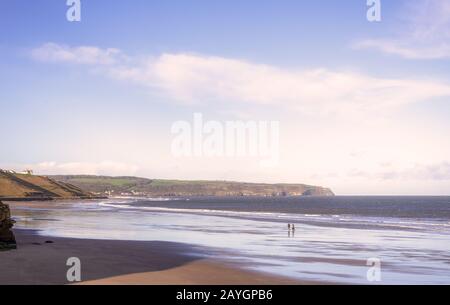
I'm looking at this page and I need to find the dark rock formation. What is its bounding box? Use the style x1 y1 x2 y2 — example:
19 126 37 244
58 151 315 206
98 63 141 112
302 187 335 197
0 201 16 251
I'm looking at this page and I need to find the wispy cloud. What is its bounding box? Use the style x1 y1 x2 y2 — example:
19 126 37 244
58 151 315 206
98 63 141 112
349 162 450 181
32 42 124 65
31 43 450 116
355 0 450 60
355 39 450 60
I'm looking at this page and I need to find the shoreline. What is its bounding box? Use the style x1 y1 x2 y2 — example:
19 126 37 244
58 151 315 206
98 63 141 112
0 229 317 285
0 196 107 202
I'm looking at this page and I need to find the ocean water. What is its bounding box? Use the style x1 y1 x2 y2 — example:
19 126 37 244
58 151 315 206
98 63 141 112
12 196 450 284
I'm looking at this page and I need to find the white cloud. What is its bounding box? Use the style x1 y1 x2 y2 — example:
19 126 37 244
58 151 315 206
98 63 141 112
131 53 450 113
31 43 123 65
356 0 450 59
18 161 139 176
355 39 450 60
31 44 450 116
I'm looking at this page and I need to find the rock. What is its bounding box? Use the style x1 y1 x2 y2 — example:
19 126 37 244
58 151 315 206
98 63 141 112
302 187 335 197
0 201 16 251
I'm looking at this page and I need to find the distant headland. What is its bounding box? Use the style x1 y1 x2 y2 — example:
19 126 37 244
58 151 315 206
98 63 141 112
0 169 334 200
51 175 335 198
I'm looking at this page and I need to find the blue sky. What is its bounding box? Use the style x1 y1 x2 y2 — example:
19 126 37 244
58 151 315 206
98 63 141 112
1 0 450 195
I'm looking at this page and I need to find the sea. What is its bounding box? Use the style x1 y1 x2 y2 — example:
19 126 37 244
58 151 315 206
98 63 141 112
12 196 450 284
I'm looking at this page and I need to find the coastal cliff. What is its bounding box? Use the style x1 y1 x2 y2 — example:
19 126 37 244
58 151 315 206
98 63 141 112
51 175 335 197
0 201 16 250
0 170 102 200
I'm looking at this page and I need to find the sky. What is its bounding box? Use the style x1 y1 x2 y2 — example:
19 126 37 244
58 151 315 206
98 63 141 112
1 0 450 195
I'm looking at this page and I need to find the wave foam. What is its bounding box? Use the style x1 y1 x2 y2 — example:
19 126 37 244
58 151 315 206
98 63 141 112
97 201 450 233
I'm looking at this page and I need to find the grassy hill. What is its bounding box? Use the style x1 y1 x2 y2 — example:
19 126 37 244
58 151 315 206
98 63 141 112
0 170 98 200
50 175 335 197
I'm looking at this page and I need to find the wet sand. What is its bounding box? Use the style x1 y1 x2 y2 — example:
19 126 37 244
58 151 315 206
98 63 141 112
0 229 311 285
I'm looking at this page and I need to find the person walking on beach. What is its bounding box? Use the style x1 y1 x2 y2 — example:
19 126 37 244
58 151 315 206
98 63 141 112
288 223 296 237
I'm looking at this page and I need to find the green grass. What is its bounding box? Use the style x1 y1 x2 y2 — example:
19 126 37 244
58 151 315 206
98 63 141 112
72 178 135 187
150 180 223 187
48 175 334 196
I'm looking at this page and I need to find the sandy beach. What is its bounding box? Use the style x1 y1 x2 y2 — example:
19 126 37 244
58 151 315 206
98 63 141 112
0 229 305 285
